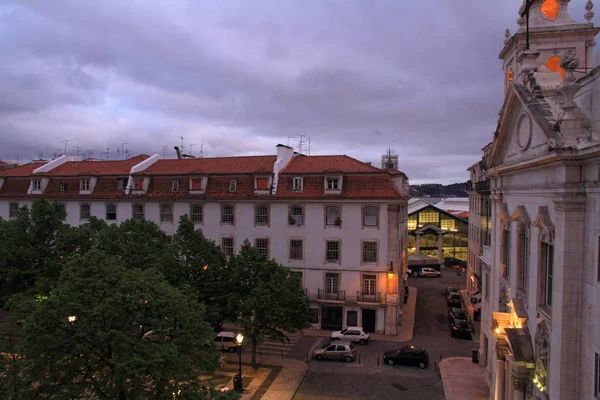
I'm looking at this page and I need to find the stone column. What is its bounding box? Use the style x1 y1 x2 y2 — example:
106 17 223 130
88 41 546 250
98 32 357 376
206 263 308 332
494 351 506 400
415 234 421 255
437 233 443 263
512 376 527 400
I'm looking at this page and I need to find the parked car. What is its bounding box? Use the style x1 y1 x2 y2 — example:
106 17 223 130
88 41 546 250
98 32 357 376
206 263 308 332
330 327 370 344
446 292 462 307
419 268 441 277
448 307 468 322
444 287 459 297
449 319 472 339
382 346 429 369
312 341 357 362
204 317 224 333
214 331 239 352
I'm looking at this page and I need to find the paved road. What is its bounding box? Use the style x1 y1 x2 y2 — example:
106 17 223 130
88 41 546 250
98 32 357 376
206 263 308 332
293 268 474 400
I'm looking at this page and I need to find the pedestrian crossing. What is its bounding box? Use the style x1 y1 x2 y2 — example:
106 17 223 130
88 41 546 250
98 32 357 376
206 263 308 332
254 331 303 358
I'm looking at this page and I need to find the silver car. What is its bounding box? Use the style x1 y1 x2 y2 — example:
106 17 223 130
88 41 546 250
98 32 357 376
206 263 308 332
312 341 357 362
419 267 441 277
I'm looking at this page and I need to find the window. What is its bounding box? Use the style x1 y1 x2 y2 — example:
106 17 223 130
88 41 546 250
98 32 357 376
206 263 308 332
595 352 600 397
133 179 144 191
293 177 303 192
325 273 339 294
502 229 511 277
80 180 90 191
160 204 173 223
9 203 18 218
255 205 269 225
255 238 269 258
106 204 116 221
362 241 378 263
326 240 340 262
221 237 234 256
32 180 41 190
541 242 554 307
116 179 125 190
133 204 144 220
326 206 340 226
80 203 90 220
60 183 67 192
229 179 237 193
363 206 378 227
171 180 179 192
485 272 490 301
190 204 203 223
362 274 376 296
256 177 269 190
347 311 358 326
327 178 339 190
191 178 203 191
221 205 234 224
290 206 304 225
165 235 173 244
309 308 318 324
418 210 438 226
289 239 303 260
518 230 529 290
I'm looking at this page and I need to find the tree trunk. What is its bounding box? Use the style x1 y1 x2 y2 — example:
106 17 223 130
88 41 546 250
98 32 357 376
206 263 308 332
251 342 257 368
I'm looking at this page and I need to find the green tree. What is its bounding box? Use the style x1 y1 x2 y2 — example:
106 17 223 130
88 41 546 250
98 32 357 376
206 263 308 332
56 216 108 257
0 199 67 304
11 248 222 399
227 241 310 367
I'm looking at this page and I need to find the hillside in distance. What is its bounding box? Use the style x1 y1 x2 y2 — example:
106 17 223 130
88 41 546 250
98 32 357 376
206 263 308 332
409 183 467 198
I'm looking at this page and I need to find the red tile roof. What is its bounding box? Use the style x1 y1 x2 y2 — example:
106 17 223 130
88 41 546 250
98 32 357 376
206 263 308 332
139 156 277 175
281 155 382 174
37 155 149 177
0 178 31 197
276 175 402 199
0 161 47 177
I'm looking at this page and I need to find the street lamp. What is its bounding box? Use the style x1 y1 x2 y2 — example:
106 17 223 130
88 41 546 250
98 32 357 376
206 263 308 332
234 333 244 392
387 261 394 280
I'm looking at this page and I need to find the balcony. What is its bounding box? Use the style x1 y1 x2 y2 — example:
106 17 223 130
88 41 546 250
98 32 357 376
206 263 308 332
474 180 490 192
481 245 492 264
356 292 381 304
318 289 346 302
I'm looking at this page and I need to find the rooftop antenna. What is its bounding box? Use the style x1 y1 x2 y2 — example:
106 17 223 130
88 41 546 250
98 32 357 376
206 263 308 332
180 136 184 154
121 143 128 161
117 148 120 160
189 143 196 156
75 146 82 156
199 138 204 158
125 149 131 159
521 0 534 51
61 139 72 156
102 148 110 160
36 151 44 160
163 146 168 159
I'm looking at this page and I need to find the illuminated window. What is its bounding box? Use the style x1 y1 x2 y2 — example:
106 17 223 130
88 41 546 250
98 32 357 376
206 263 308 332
546 56 565 81
440 216 456 231
418 210 439 227
541 0 559 21
408 215 417 230
508 68 513 82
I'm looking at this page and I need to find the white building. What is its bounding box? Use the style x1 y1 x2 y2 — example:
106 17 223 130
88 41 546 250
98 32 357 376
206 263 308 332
468 1 600 399
0 144 410 335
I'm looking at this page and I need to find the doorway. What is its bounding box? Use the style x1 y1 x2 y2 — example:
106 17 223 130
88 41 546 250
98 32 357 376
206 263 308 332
321 305 343 331
362 309 376 333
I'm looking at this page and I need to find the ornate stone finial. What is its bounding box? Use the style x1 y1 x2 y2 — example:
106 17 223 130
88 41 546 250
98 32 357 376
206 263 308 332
585 0 595 23
504 29 511 44
560 49 580 83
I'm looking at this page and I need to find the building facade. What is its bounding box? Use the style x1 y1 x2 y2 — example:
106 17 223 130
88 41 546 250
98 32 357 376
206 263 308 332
471 1 600 399
0 144 410 335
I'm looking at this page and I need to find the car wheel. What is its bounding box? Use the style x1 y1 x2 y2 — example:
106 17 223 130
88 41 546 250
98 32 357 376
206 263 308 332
345 356 353 363
418 362 426 369
387 359 395 366
359 339 366 345
229 346 236 353
316 354 323 361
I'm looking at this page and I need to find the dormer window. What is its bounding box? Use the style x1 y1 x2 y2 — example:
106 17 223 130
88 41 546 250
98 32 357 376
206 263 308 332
229 179 237 193
255 177 269 191
32 180 41 190
133 179 144 191
293 177 303 192
60 183 67 192
191 178 204 191
327 178 339 190
172 180 179 192
116 179 125 190
80 179 90 191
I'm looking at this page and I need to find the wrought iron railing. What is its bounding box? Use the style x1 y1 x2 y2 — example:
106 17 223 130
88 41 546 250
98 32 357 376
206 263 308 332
356 292 381 303
318 289 345 301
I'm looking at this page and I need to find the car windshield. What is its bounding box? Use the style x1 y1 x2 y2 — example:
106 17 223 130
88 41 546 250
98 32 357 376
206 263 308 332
340 329 348 334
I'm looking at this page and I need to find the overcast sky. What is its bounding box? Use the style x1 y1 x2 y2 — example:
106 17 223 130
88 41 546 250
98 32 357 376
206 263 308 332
1 1 598 184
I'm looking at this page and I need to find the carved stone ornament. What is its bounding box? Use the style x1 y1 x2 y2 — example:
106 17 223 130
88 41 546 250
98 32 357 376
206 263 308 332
534 319 551 394
505 28 511 44
495 345 510 360
499 284 510 312
585 0 595 23
512 205 531 224
498 203 512 230
533 206 555 244
513 376 529 392
516 113 533 151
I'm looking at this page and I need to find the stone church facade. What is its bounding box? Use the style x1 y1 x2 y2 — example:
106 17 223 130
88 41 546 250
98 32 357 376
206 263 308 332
468 1 600 399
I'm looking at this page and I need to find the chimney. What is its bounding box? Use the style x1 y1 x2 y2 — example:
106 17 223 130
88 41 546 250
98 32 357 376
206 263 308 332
272 144 295 194
174 146 182 159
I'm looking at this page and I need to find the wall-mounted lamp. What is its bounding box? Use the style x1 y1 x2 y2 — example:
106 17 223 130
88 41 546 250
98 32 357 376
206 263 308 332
388 261 394 280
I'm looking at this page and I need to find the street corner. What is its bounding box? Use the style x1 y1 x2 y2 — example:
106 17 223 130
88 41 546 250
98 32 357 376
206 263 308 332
439 357 489 400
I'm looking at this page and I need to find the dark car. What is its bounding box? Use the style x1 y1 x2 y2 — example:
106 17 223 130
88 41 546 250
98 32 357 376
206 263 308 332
448 307 468 322
203 317 223 333
444 287 459 297
450 319 472 339
446 293 462 308
382 346 429 369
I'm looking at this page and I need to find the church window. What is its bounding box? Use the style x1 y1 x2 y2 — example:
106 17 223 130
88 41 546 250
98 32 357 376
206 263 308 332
540 0 559 21
508 68 513 82
546 56 565 81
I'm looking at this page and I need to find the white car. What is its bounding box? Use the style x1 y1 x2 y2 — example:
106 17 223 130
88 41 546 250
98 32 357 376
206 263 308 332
330 327 370 344
419 267 441 277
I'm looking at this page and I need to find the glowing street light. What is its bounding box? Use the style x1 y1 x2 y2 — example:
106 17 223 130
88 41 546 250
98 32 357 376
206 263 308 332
234 333 244 391
68 316 77 323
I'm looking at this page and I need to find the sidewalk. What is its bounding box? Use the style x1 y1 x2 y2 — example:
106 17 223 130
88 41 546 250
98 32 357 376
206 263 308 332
439 357 489 400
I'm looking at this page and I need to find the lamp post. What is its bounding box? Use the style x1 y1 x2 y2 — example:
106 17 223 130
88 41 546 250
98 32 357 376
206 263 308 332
234 333 244 391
